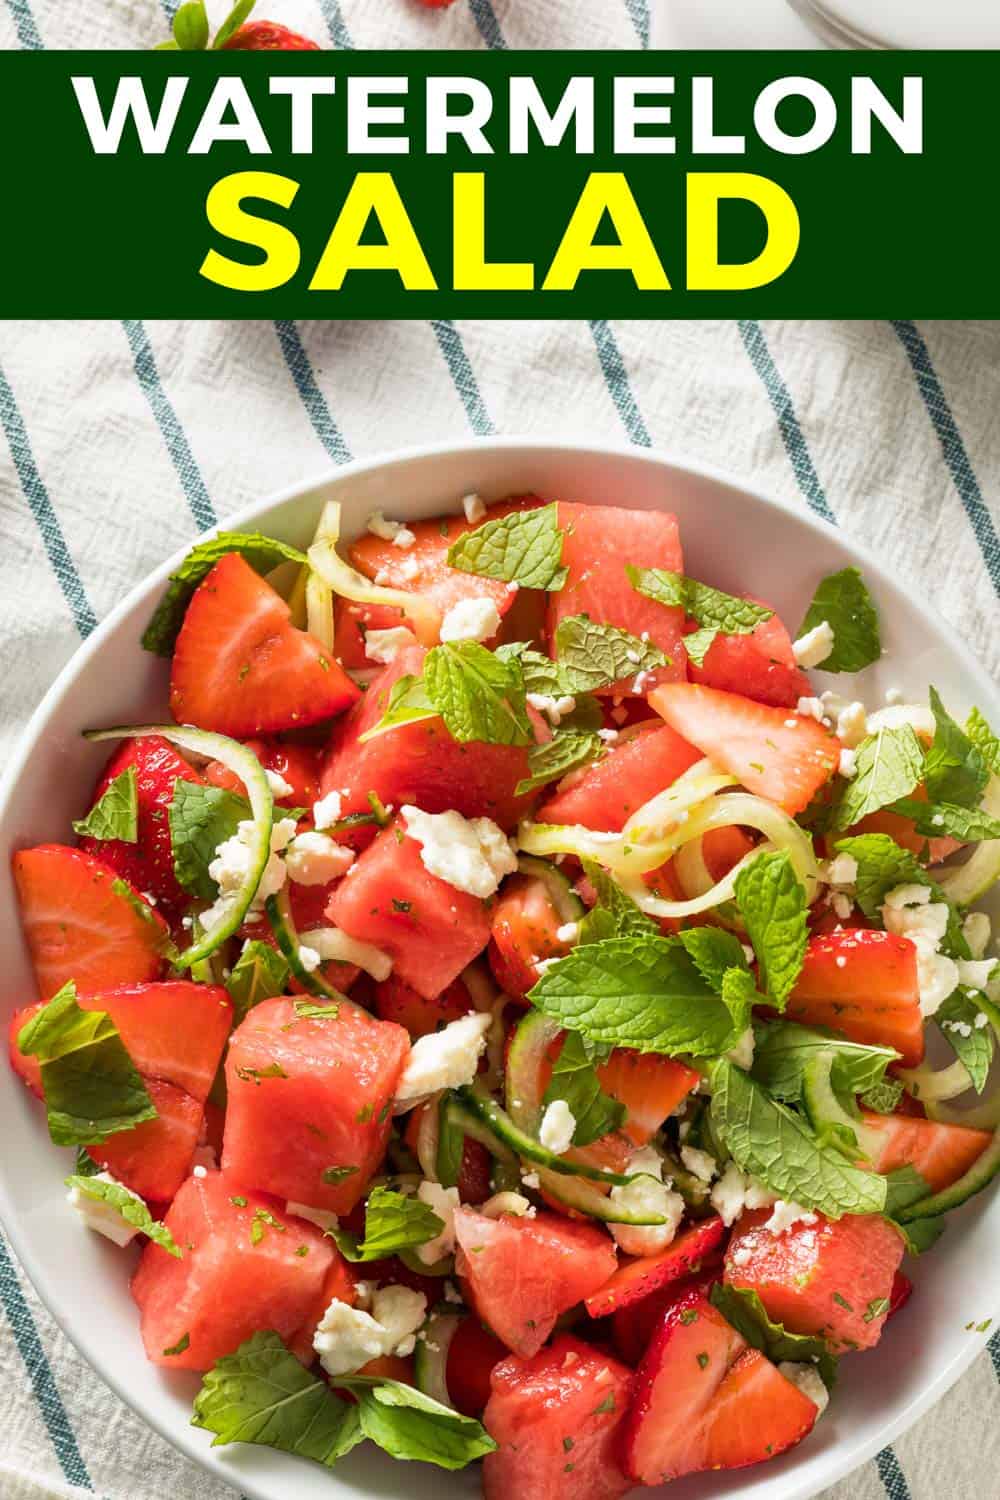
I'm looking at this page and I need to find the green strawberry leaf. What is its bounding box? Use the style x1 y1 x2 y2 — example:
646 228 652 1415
212 0 258 49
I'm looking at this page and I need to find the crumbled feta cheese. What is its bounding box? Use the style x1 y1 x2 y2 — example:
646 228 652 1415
391 527 416 549
67 1172 145 1248
480 1192 532 1219
827 854 858 887
312 790 342 831
287 1201 340 1233
962 912 991 960
534 957 559 977
882 886 957 1016
730 1245 752 1268
792 620 835 668
725 1026 756 1071
439 597 502 644
298 944 321 973
976 1011 991 1029
371 1285 427 1358
367 510 407 542
884 883 933 911
462 492 487 524
838 748 857 779
555 922 579 944
192 1164 208 1179
394 1012 492 1107
796 696 827 723
885 687 904 706
831 893 853 920
364 626 417 665
539 1099 577 1155
632 670 655 695
957 959 998 994
834 699 868 748
526 692 577 728
415 1182 460 1265
945 1019 973 1039
401 805 517 898
598 728 619 743
778 1362 829 1415
709 1164 776 1227
520 1171 541 1191
765 1200 818 1235
313 1300 390 1378
265 768 294 800
203 816 297 931
680 1145 718 1184
609 1147 685 1256
285 831 353 887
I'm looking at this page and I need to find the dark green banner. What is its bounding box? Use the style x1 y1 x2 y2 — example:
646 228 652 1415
1 51 995 316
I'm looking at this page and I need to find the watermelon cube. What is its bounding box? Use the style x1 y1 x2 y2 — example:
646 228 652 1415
222 995 409 1213
326 819 493 1000
724 1208 904 1351
319 645 536 834
454 1206 618 1358
538 719 701 832
131 1171 335 1369
546 503 688 693
686 598 811 709
483 1336 634 1500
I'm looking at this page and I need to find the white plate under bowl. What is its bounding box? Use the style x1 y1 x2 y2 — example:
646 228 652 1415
788 0 1000 48
1 438 998 1500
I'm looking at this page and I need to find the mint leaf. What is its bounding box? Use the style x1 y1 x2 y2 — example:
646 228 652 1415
169 781 249 902
720 966 759 1040
515 729 604 796
924 687 988 808
423 642 533 746
528 936 750 1057
710 1283 838 1388
553 616 668 693
734 851 808 1009
753 1020 899 1103
831 833 929 918
172 0 210 48
211 0 258 49
797 567 880 673
966 707 1000 777
627 567 772 669
578 861 657 944
362 674 437 741
142 531 306 656
542 1031 626 1146
64 1174 181 1257
18 982 157 1147
446 503 567 591
858 1077 904 1114
496 643 574 698
342 1378 496 1469
889 797 1000 843
936 991 994 1093
883 1163 932 1218
73 1146 101 1177
72 767 138 843
708 1059 887 1218
830 724 925 832
192 1330 361 1462
332 1186 444 1263
678 928 751 993
227 940 290 1023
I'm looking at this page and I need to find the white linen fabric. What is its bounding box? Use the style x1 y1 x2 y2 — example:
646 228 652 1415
2 6 1000 1500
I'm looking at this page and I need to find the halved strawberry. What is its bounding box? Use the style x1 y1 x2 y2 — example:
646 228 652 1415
687 598 811 709
623 1288 817 1483
446 1316 508 1418
86 1077 202 1203
889 1268 913 1318
861 1109 992 1193
784 929 924 1067
612 1268 719 1365
77 736 205 922
649 682 839 815
170 553 359 737
537 719 701 832
595 1050 699 1147
13 845 168 999
220 20 320 49
348 497 540 625
488 872 576 1002
204 737 323 812
585 1218 726 1318
372 973 472 1038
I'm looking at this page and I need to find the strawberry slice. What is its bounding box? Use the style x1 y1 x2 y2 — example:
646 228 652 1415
585 1217 726 1318
221 20 320 49
612 1268 720 1365
13 845 168 999
785 929 924 1067
77 736 205 922
537 719 701 832
649 682 839 815
203 737 323 811
623 1288 817 1483
170 553 360 737
85 1076 202 1203
889 1268 913 1318
596 1050 700 1147
488 871 577 1002
348 497 541 624
861 1109 992 1193
687 597 811 709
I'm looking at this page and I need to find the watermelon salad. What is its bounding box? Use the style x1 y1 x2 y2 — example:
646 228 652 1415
8 491 1000 1496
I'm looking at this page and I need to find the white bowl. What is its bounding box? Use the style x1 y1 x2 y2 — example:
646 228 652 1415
1 438 998 1500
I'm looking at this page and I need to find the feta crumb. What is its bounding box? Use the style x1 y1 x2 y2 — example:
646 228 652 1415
480 1192 532 1219
462 492 486 524
401 805 517 898
534 957 559 977
265 768 294 800
394 1012 492 1107
835 699 868 748
285 830 353 886
778 1362 830 1416
526 692 577 728
415 1182 460 1265
67 1172 145 1248
680 1145 718 1184
287 1201 340 1233
884 883 933 911
765 1200 818 1235
312 791 342 830
957 958 998 994
555 921 579 944
838 748 857 779
962 912 992 960
298 944 321 973
827 854 858 888
882 885 957 1016
439 597 502 644
710 1164 776 1227
203 816 297 930
725 1026 756 1071
520 1171 541 1191
598 728 619 743
632 670 655 695
976 1011 991 1030
796 696 827 723
371 1285 427 1359
610 1146 685 1256
831 893 853 920
367 510 407 542
192 1164 208 1179
792 621 835 669
364 626 417 665
539 1099 577 1155
391 527 416 549
885 687 904 706
945 1020 973 1039
313 1301 389 1378
730 1245 752 1268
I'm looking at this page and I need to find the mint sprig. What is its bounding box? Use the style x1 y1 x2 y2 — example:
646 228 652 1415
542 1031 625 1146
141 530 306 655
515 729 604 797
922 686 988 809
577 861 658 944
889 797 1000 843
627 567 772 668
424 641 534 746
752 1020 899 1103
710 1284 838 1388
796 567 880 673
72 767 138 843
332 1186 444 1263
169 781 250 902
936 991 995 1094
227 940 290 1023
829 724 925 831
553 616 668 693
65 1174 182 1257
446 503 567 591
734 851 808 1010
677 928 752 993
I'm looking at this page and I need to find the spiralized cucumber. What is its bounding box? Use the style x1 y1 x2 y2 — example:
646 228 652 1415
936 776 1000 906
413 1308 463 1407
302 926 393 982
84 723 273 967
515 855 586 924
307 500 440 645
265 889 345 1001
458 1082 632 1186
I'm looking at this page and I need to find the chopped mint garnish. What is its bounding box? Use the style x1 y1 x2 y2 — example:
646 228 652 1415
72 766 138 843
162 1332 191 1356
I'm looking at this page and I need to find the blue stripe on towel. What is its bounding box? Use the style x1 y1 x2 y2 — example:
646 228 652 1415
738 320 836 523
121 321 217 532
